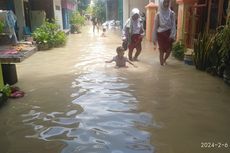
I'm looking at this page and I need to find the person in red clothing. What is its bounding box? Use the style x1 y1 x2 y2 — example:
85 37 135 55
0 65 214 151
122 8 145 61
152 0 176 66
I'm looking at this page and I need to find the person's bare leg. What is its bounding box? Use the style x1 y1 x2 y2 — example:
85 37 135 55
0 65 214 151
93 25 95 32
129 48 134 61
163 51 171 64
159 50 164 65
134 43 142 61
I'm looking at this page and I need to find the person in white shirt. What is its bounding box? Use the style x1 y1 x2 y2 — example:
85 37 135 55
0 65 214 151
122 8 145 61
152 0 176 65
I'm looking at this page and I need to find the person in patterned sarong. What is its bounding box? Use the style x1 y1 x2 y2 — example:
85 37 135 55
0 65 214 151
122 8 145 61
153 0 176 66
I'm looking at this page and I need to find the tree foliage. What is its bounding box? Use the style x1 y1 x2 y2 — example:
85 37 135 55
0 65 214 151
91 0 106 23
78 0 91 14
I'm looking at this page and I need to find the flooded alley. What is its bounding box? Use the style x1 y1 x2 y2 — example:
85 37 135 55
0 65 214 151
0 26 230 153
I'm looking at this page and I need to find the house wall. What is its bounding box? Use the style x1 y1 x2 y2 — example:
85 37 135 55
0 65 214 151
61 0 77 30
53 0 63 29
0 0 7 10
30 0 54 20
107 0 118 20
62 0 76 10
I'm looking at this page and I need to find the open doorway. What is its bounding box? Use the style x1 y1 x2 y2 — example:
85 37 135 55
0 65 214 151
208 0 229 31
23 1 31 30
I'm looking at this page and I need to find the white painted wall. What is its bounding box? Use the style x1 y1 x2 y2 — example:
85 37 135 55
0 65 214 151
53 0 63 30
123 0 149 27
13 0 25 40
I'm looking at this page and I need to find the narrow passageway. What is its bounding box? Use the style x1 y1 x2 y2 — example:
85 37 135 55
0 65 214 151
0 25 230 153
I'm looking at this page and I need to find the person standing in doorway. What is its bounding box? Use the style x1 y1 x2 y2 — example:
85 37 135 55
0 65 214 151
122 8 145 61
152 0 176 66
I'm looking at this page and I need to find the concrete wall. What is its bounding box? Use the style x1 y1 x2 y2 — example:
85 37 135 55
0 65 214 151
53 0 63 29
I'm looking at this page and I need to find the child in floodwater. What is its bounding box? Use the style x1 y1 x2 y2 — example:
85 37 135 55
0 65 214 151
101 26 106 37
105 46 137 68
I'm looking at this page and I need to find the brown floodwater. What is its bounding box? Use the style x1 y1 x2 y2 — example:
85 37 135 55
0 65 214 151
0 25 230 153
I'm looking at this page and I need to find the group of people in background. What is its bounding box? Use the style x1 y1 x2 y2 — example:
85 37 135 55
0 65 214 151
103 0 176 68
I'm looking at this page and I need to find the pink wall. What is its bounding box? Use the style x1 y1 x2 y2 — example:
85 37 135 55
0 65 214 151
62 0 76 10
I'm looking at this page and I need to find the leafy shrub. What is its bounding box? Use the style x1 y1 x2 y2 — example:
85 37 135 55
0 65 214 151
0 20 4 33
193 22 230 83
172 41 186 60
0 84 11 97
217 23 230 68
70 12 85 26
52 31 67 47
32 20 67 49
70 12 85 33
193 32 215 71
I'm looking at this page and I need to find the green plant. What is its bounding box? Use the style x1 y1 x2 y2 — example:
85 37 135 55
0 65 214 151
78 0 91 13
193 21 230 85
70 12 85 26
0 84 11 105
172 41 186 60
0 20 4 33
217 22 230 82
193 32 211 70
91 0 106 23
32 20 67 49
218 23 230 67
52 31 67 47
32 27 50 45
70 12 85 33
193 31 221 72
0 84 11 97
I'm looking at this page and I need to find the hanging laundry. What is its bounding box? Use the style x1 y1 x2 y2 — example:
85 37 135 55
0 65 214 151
0 10 18 44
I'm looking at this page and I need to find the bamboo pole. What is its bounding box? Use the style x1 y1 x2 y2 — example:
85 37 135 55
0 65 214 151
217 0 224 26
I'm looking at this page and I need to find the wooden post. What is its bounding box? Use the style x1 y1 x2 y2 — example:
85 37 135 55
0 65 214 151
217 0 224 26
145 2 158 41
228 0 230 24
176 0 196 47
206 0 211 32
0 64 4 89
190 5 196 47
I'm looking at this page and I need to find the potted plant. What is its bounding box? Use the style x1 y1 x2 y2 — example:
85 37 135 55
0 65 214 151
70 12 85 33
32 20 67 50
172 41 186 61
218 21 230 84
0 84 11 106
32 27 50 50
0 20 4 33
193 32 211 71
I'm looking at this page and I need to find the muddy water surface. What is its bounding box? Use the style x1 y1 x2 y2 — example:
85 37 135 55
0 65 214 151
0 26 230 153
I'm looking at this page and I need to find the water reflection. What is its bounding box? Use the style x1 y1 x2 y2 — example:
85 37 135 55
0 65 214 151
22 70 154 152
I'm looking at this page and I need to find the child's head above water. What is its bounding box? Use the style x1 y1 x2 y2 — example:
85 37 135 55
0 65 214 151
116 46 125 57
